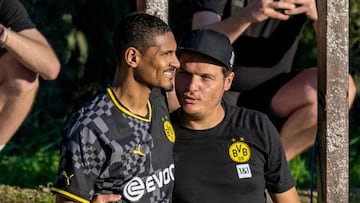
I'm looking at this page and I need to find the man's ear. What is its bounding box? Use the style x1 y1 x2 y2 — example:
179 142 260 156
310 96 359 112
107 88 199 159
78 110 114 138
224 72 235 91
124 47 141 68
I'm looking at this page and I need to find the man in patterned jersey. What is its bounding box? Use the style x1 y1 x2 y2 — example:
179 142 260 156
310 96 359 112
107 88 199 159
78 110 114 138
171 29 300 203
51 13 179 203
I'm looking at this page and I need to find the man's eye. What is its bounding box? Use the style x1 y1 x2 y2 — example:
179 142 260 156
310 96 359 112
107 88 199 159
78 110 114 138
202 75 212 80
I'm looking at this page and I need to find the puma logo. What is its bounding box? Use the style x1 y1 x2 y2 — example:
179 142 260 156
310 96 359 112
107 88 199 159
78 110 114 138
62 171 74 186
133 144 145 156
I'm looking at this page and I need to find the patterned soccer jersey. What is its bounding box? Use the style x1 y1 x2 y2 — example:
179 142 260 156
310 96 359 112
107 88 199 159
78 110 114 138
52 88 175 203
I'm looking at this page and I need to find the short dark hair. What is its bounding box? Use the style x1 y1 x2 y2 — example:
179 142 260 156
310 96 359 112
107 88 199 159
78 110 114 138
112 12 172 64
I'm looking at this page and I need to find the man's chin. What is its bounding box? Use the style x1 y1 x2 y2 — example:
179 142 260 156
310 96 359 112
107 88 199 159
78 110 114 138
162 84 174 92
181 107 201 119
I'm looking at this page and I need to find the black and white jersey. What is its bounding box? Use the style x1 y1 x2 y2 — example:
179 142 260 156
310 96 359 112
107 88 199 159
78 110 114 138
52 88 175 203
171 102 295 203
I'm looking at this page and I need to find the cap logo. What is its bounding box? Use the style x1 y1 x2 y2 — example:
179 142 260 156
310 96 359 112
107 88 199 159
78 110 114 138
230 51 235 69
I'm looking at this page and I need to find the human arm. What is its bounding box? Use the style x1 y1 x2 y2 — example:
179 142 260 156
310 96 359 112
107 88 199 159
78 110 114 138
51 122 107 203
269 186 301 203
0 27 60 80
192 0 296 43
91 194 122 203
55 194 77 203
55 194 121 203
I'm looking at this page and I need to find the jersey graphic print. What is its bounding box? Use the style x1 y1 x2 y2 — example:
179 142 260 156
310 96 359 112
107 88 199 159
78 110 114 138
123 163 175 201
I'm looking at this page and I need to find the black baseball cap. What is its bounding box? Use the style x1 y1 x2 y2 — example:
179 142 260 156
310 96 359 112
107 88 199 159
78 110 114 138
177 29 235 71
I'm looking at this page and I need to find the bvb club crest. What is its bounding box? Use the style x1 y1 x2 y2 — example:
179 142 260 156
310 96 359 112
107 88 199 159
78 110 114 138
228 138 251 163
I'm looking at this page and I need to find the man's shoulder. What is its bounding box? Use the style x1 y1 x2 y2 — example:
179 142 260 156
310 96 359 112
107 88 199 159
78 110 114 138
224 101 268 119
64 92 111 128
224 102 275 131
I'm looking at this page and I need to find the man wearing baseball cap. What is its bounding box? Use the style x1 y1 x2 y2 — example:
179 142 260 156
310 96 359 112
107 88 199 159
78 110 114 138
171 29 300 203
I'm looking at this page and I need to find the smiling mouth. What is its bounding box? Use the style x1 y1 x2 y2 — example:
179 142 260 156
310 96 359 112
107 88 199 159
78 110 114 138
164 68 175 77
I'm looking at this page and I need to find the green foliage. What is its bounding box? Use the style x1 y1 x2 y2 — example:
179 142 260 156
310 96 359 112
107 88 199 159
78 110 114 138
0 149 59 188
0 99 62 187
350 0 360 72
350 119 360 187
0 185 54 203
289 152 312 189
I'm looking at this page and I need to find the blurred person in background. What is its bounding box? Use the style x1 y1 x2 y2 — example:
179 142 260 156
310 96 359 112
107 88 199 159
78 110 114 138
190 0 356 160
0 0 60 152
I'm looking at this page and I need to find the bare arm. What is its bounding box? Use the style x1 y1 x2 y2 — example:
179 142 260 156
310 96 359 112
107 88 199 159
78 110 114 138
269 187 301 203
0 27 60 80
55 194 121 203
55 195 77 203
192 0 296 43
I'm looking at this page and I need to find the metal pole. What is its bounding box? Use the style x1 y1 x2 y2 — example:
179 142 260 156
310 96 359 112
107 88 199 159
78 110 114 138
136 0 168 23
317 0 349 200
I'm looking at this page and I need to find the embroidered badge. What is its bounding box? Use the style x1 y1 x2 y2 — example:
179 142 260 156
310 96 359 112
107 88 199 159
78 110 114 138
163 118 175 143
228 140 251 163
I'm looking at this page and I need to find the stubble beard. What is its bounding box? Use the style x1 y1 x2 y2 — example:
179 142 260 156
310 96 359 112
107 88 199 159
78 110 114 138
162 83 174 92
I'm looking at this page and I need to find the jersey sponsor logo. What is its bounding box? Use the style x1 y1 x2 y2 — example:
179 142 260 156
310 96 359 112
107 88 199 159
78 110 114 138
163 120 175 143
62 171 74 186
123 163 175 201
133 144 146 156
228 140 251 163
236 163 252 179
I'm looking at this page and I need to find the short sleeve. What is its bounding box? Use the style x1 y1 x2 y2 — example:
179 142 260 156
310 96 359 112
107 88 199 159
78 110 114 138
263 119 296 193
0 0 36 32
51 125 107 203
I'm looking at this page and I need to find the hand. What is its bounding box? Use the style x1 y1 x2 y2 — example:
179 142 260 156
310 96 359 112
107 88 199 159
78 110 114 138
283 0 318 21
90 194 122 203
244 0 297 22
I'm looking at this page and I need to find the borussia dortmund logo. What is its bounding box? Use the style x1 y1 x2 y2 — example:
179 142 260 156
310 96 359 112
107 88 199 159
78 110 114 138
164 120 175 143
228 141 251 163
